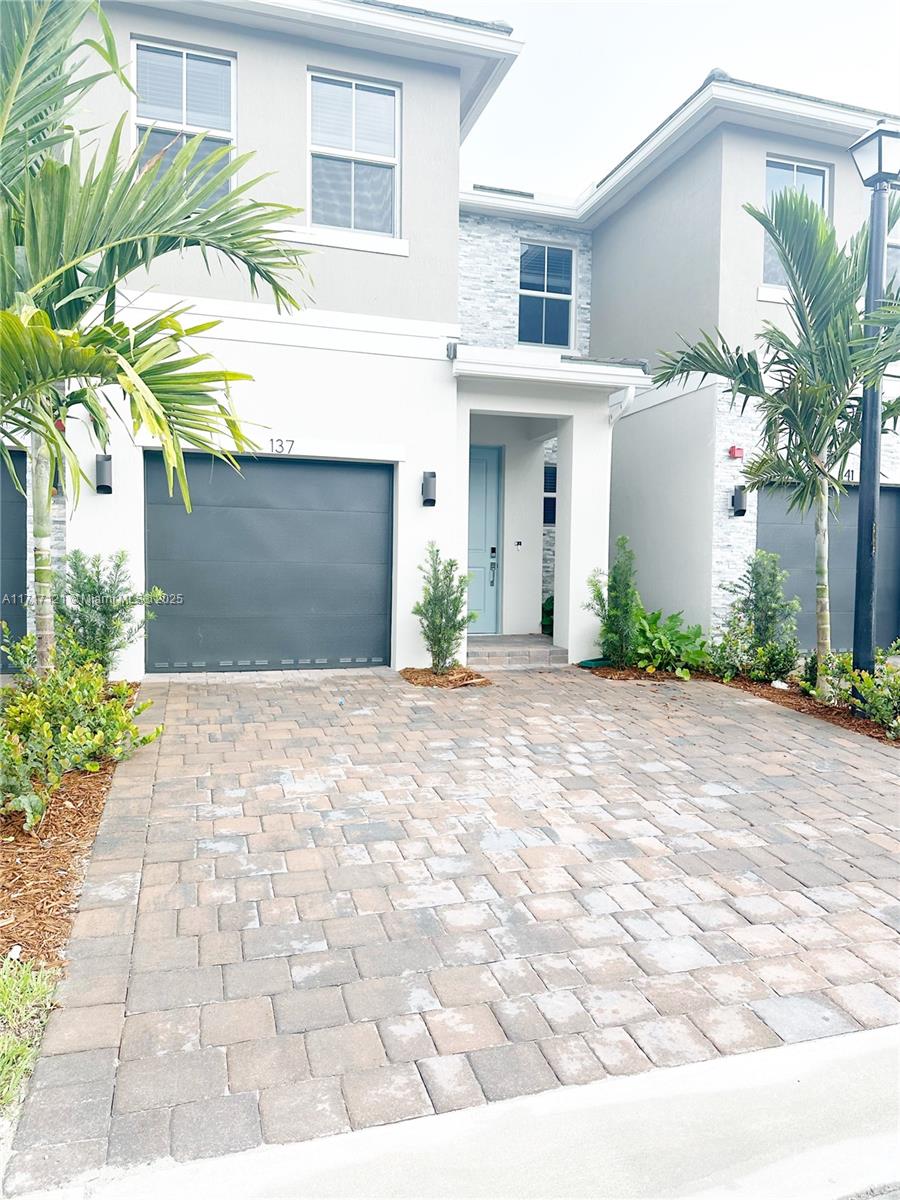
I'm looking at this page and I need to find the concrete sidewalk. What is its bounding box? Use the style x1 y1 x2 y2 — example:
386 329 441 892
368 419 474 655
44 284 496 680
24 1025 900 1200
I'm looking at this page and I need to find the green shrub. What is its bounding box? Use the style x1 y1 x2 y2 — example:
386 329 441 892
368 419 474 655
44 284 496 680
633 608 708 679
541 594 554 637
0 625 162 830
585 536 641 667
53 550 164 676
412 543 475 675
803 644 900 737
709 550 800 682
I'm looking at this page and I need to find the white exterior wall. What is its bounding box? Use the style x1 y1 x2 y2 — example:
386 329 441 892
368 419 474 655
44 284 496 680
64 295 461 679
609 382 718 629
458 213 591 355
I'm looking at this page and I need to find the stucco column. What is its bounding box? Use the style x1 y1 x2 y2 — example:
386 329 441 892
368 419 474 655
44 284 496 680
554 403 612 662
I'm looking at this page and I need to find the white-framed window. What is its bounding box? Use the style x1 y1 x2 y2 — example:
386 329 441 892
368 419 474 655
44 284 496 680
518 243 574 348
309 73 399 237
134 41 234 203
763 157 828 285
543 462 557 526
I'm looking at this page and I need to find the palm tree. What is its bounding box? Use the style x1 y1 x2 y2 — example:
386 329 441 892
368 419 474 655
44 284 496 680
654 188 900 688
1 0 309 669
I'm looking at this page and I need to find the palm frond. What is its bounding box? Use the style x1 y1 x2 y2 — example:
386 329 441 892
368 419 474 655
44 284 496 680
653 328 767 402
0 0 124 201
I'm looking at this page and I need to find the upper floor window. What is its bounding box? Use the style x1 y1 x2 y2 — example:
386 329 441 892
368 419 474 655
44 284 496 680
135 42 233 203
310 74 399 236
518 243 573 347
764 157 827 285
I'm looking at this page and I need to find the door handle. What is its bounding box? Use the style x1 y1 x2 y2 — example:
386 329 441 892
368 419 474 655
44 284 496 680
489 561 497 587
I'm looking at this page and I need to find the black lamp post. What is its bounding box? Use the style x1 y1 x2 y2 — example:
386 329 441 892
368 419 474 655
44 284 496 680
849 121 900 673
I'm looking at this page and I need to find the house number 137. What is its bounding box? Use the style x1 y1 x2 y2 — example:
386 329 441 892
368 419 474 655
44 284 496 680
269 438 294 454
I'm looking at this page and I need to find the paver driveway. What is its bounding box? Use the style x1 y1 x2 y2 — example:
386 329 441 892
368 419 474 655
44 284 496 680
6 667 900 1194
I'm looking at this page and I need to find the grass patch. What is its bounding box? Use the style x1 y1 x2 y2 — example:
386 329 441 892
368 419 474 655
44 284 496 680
0 958 58 1111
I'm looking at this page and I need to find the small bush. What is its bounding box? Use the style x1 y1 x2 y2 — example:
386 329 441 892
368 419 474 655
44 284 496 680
585 536 641 667
709 550 800 682
803 645 900 737
53 550 164 676
412 543 475 675
541 594 554 637
633 608 708 679
0 625 162 830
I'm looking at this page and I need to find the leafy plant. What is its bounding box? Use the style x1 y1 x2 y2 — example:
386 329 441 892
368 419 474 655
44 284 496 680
53 550 164 675
0 625 161 829
801 643 900 737
709 551 800 682
655 188 900 690
633 608 708 679
412 543 475 675
585 536 641 667
541 594 554 637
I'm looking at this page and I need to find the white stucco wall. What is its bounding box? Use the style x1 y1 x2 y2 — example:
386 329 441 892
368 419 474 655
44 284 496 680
609 382 718 629
64 296 461 678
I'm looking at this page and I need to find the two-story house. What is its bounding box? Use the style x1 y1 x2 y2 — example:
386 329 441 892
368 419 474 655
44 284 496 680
461 71 900 651
0 0 650 678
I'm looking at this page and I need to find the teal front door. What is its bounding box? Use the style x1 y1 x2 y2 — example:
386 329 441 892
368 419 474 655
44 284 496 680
468 445 501 634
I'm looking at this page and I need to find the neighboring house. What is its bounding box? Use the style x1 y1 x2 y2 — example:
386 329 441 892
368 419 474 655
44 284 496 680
462 71 900 650
0 0 646 678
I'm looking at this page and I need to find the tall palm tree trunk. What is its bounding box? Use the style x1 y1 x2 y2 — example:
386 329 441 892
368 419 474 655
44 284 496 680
814 475 832 690
30 428 55 674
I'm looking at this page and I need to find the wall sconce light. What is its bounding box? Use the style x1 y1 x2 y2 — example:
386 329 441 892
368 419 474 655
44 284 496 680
95 454 113 494
422 471 436 507
731 485 747 516
446 341 458 361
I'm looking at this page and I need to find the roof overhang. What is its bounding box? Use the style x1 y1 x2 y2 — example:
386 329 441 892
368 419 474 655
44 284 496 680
453 345 650 391
461 75 897 226
114 0 521 140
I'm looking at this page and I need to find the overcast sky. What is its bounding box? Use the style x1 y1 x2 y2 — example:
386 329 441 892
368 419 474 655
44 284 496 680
444 0 900 197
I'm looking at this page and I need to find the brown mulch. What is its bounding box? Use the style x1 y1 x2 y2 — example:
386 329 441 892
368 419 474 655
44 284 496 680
587 663 896 747
399 666 491 689
0 759 118 966
712 674 898 747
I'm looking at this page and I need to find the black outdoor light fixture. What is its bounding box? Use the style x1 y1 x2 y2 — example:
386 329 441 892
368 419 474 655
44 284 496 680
849 120 900 673
95 454 113 494
422 471 436 506
731 485 748 517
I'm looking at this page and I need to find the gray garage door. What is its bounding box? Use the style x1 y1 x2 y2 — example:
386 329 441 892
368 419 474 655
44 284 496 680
757 485 900 651
145 452 393 672
0 452 27 672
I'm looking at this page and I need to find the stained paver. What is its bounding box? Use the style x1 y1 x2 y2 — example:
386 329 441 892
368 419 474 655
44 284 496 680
6 666 899 1194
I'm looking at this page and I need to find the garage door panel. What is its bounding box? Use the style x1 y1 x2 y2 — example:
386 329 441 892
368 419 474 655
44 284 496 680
147 506 391 566
145 453 393 672
144 456 391 513
148 562 390 618
758 485 900 651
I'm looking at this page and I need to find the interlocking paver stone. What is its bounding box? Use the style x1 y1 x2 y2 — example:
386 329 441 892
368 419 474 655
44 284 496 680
260 1078 349 1143
750 994 861 1042
171 1093 261 1162
15 667 899 1195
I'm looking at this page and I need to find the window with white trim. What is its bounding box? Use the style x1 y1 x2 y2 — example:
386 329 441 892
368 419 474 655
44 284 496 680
543 462 557 525
518 243 573 347
309 74 399 236
763 157 827 285
135 42 233 204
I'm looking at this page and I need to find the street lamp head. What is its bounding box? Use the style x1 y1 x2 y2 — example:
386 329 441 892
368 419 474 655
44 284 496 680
850 120 900 188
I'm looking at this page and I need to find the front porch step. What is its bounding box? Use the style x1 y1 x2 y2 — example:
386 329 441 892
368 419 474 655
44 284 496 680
466 635 569 671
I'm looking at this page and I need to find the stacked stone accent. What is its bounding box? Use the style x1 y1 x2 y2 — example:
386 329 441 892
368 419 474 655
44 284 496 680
458 212 591 356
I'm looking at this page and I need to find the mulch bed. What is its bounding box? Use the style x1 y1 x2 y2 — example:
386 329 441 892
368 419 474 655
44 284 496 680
399 666 491 689
588 664 896 747
0 760 117 967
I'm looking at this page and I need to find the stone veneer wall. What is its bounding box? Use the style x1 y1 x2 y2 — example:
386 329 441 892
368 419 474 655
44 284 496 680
458 212 592 355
